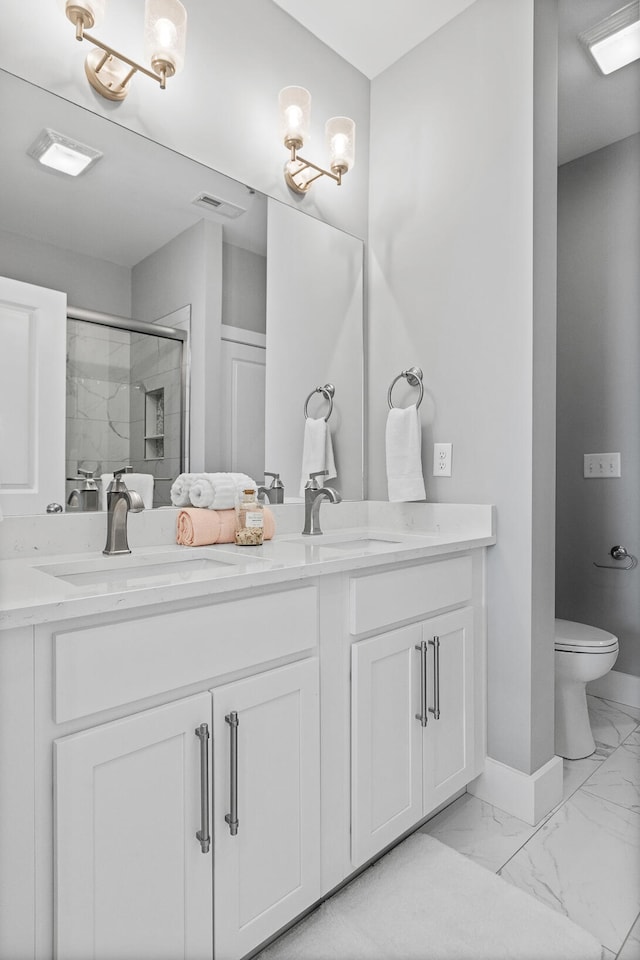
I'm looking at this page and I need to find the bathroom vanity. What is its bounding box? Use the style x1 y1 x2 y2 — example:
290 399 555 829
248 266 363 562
0 501 494 960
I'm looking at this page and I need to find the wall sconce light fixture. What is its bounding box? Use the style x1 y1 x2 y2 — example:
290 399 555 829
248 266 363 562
579 1 640 75
62 0 187 101
279 86 355 194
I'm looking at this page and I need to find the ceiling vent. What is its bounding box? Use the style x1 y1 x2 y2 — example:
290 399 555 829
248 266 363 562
191 193 246 218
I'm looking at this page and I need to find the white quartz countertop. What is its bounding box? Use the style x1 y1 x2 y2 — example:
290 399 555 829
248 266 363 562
0 502 496 629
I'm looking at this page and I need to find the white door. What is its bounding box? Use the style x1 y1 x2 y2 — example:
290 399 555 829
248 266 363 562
220 332 266 481
351 624 423 868
54 693 213 960
0 277 66 515
212 659 320 960
422 607 476 812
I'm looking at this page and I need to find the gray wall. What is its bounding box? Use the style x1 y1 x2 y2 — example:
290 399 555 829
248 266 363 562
222 245 267 335
368 0 558 775
0 230 131 316
556 133 640 677
132 220 223 473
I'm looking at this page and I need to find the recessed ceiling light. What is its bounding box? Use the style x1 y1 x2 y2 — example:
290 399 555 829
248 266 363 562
579 1 640 76
27 128 103 177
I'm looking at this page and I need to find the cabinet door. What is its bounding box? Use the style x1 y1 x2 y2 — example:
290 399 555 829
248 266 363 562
351 624 423 868
422 607 476 812
55 693 213 960
212 659 320 960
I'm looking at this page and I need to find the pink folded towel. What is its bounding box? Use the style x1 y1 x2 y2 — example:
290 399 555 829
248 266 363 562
176 507 275 547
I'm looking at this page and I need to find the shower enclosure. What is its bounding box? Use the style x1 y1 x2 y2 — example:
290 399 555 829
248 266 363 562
66 309 189 509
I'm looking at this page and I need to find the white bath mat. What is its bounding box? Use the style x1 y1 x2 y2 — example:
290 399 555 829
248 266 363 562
255 832 602 960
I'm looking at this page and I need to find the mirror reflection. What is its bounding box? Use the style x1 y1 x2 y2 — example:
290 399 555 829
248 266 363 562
0 68 364 516
66 314 187 508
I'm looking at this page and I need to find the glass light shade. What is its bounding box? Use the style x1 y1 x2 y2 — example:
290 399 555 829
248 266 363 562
325 117 355 175
279 86 311 149
63 0 106 29
144 0 187 77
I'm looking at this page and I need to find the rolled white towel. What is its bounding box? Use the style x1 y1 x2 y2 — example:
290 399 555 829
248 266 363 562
188 472 257 511
189 475 216 508
170 473 198 507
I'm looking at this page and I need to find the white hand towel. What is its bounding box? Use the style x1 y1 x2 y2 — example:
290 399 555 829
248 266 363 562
170 473 198 507
385 405 426 502
299 417 337 496
188 472 257 510
100 473 155 510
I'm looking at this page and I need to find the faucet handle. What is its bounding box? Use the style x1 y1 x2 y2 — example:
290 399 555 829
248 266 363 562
113 465 133 479
264 471 282 488
306 470 328 490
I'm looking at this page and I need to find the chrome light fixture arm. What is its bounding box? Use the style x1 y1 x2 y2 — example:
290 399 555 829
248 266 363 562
285 145 342 195
63 0 186 102
79 27 170 94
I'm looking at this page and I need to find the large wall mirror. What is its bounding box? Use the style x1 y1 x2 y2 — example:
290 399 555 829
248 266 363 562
0 69 364 516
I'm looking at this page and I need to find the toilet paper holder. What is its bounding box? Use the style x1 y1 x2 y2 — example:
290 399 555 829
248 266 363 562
593 545 638 570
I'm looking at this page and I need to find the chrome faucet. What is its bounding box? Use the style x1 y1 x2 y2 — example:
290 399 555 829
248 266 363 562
67 468 99 512
103 467 145 556
257 471 285 505
302 470 342 536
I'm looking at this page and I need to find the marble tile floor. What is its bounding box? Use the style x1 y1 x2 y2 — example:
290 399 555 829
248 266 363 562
420 695 640 959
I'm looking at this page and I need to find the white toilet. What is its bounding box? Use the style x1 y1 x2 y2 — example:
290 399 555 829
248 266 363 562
554 618 619 759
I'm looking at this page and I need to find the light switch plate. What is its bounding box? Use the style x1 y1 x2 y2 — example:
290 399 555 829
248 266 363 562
433 442 452 477
583 453 621 478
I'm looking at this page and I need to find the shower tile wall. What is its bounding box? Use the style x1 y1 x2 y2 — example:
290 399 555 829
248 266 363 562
66 320 131 480
66 319 183 507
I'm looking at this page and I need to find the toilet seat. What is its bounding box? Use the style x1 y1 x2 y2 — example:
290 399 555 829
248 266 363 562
554 618 618 654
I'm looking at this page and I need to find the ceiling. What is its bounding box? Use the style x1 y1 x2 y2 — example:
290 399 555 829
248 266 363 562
273 0 640 165
272 0 478 79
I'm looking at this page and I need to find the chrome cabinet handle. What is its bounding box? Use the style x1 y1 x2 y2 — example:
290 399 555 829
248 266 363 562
194 723 210 854
225 711 239 837
415 641 428 727
428 636 441 720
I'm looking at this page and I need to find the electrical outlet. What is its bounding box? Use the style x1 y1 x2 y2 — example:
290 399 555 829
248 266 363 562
433 442 452 477
583 453 621 478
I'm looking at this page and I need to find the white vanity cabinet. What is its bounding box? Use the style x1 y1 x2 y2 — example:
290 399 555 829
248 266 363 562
348 555 484 867
0 508 494 960
54 659 320 960
55 693 214 960
39 584 321 960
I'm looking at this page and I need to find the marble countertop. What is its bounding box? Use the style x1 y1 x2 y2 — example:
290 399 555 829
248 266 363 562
0 502 496 630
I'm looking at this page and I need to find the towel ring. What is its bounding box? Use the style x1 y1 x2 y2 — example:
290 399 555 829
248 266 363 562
388 367 424 410
304 383 335 421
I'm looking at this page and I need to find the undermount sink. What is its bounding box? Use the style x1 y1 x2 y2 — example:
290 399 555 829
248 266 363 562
289 536 402 554
35 548 267 590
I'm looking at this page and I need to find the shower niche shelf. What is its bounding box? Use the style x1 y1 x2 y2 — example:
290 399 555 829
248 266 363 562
144 388 165 460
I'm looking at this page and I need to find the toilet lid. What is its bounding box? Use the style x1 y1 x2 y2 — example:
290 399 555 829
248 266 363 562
554 618 618 653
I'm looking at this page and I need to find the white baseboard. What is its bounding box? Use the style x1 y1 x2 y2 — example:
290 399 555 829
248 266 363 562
587 669 640 709
468 755 563 826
